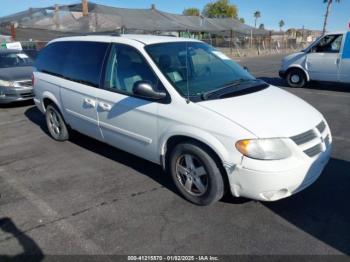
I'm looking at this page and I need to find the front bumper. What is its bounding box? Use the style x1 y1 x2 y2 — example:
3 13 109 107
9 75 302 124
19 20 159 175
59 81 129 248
226 144 331 201
0 86 34 104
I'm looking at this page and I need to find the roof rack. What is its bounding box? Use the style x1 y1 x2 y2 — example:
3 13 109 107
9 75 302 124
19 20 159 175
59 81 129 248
78 32 121 37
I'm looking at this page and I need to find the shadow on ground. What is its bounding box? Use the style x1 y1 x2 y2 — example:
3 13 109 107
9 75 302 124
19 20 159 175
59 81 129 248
0 100 34 109
0 217 44 261
259 77 288 87
260 77 350 93
264 158 350 255
24 106 179 197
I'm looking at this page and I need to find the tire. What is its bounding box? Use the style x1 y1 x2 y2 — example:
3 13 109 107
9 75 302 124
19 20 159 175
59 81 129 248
169 142 225 206
286 68 306 88
45 104 69 141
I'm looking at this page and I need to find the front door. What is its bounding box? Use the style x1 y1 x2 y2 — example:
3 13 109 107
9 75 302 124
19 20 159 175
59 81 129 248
339 32 350 83
96 44 164 163
306 34 343 82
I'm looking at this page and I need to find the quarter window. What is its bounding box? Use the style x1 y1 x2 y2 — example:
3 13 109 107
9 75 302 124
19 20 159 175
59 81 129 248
104 44 158 95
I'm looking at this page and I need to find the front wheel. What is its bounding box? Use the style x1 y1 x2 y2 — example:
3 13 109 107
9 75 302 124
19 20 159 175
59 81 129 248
286 68 307 88
169 142 225 206
45 104 70 141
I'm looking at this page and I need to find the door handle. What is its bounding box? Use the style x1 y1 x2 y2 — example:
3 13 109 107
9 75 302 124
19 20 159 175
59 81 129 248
84 98 96 108
98 102 112 112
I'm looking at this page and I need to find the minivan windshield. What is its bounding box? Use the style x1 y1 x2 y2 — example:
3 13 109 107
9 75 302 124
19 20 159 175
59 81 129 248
0 52 33 68
145 42 262 100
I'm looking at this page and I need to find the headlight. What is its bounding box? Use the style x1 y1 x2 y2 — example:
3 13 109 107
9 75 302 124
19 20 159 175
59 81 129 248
236 138 291 160
0 79 14 87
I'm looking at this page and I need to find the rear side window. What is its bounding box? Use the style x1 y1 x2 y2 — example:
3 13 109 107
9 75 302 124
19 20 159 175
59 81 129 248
35 41 109 87
35 42 67 76
63 42 109 87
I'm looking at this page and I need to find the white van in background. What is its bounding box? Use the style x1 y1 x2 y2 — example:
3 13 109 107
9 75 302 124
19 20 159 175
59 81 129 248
280 31 350 88
33 35 332 205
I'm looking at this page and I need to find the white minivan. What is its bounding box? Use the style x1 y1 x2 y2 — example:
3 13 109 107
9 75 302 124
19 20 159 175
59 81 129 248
280 31 350 88
33 35 332 205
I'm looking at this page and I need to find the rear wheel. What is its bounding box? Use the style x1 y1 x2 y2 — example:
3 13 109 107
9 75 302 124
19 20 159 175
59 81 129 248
45 104 69 141
286 68 307 88
169 142 224 205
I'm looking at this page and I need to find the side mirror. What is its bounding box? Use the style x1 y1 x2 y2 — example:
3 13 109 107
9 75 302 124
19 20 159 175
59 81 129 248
243 66 250 72
133 81 167 100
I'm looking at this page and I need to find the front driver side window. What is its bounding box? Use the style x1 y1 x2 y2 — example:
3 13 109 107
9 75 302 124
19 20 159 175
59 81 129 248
104 44 159 95
313 34 343 53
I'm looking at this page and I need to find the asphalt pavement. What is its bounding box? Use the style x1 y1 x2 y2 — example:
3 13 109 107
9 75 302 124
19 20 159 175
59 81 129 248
0 53 349 257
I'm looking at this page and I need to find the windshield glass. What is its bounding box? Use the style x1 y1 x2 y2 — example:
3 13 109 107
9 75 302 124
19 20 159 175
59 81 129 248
0 52 33 68
145 42 255 98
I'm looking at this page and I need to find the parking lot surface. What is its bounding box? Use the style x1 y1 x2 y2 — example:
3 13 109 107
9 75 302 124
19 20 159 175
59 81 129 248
0 54 349 256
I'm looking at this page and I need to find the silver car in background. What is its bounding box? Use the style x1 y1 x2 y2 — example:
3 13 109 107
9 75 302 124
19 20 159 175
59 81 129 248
0 49 34 104
279 31 350 88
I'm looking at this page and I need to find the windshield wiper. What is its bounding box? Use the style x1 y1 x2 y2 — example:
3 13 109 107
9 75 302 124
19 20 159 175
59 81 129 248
201 79 259 100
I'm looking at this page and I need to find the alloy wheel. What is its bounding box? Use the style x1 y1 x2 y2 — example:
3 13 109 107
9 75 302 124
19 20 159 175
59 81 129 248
48 108 61 137
175 154 208 196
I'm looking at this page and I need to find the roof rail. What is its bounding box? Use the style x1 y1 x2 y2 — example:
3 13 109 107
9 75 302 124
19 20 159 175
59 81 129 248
78 32 121 37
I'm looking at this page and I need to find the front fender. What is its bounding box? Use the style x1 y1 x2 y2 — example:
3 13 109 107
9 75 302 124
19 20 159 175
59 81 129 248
159 125 230 165
287 65 310 82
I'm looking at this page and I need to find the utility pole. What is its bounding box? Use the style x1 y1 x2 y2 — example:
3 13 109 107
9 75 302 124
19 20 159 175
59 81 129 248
250 29 253 49
10 22 16 40
82 0 89 16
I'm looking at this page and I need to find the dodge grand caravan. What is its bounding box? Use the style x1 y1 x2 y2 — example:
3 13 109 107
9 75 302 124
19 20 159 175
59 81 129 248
33 35 332 205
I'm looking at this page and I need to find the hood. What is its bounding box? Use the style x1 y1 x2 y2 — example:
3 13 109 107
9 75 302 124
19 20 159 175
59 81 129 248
197 86 323 138
283 52 305 64
0 66 33 81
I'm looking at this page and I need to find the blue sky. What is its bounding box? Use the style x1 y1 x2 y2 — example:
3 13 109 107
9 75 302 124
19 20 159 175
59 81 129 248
0 0 349 31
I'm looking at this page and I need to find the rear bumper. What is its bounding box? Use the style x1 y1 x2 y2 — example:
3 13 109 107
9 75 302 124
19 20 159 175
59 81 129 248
279 70 286 79
0 86 34 104
226 144 332 201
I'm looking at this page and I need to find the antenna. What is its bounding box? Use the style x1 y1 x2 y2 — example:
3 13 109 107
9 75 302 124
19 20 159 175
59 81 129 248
185 41 190 104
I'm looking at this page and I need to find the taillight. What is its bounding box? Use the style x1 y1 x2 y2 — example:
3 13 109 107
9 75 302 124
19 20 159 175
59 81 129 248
32 74 35 86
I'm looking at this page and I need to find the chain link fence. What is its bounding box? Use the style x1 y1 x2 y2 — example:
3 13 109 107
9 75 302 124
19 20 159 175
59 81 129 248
1 3 318 59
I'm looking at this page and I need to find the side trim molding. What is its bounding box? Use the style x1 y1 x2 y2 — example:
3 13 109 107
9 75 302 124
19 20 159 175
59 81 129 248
99 121 152 144
65 109 98 125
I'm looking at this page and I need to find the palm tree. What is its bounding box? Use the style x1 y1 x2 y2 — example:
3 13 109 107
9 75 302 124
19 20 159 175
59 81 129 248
322 0 340 35
279 19 285 31
254 11 261 28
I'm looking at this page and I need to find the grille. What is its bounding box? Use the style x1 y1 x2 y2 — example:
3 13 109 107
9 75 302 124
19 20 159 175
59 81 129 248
304 143 323 157
324 135 330 147
20 92 34 98
290 120 329 158
290 129 317 145
317 121 326 133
